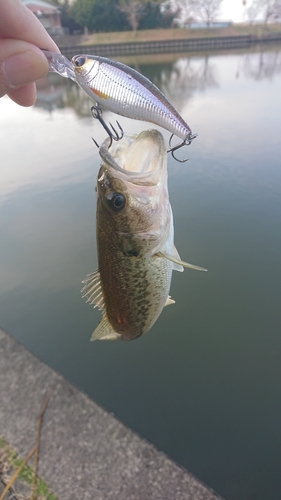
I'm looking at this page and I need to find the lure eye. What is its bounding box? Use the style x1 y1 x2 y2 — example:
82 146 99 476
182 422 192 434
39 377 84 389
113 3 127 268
106 192 126 212
73 55 87 67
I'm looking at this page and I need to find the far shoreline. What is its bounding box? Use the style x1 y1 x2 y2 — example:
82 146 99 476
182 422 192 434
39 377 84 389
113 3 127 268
52 23 281 48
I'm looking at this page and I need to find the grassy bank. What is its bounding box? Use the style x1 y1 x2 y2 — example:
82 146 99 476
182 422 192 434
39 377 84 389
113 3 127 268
54 23 281 47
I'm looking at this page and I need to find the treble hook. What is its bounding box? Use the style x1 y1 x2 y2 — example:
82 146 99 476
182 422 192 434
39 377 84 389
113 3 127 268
167 132 198 163
91 105 124 148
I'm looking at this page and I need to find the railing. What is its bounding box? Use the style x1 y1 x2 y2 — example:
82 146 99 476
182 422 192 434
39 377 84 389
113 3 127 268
59 33 281 59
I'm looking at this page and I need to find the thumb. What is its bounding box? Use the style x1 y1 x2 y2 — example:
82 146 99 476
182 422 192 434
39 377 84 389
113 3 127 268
0 39 50 105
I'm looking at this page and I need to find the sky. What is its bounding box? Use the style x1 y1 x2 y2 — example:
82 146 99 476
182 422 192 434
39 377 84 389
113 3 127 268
219 0 247 23
176 0 259 24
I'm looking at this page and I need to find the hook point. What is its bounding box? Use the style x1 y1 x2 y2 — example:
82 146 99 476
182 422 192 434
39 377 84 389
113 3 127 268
167 132 197 163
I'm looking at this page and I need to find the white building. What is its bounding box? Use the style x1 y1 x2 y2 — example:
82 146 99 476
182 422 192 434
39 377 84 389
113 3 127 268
22 0 62 34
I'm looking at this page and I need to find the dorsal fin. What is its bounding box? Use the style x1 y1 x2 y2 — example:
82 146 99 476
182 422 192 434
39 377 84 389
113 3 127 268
81 270 105 311
91 315 122 341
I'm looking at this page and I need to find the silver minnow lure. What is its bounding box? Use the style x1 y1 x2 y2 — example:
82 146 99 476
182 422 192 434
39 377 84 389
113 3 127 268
71 54 195 143
42 51 196 147
42 50 76 81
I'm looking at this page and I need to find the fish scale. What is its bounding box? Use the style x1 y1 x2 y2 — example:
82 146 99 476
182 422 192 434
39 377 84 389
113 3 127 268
98 247 171 341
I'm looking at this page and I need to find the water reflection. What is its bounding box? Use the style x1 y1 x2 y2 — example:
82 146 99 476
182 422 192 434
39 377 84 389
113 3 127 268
154 56 219 109
35 74 67 111
35 73 91 117
242 46 281 80
1 44 281 500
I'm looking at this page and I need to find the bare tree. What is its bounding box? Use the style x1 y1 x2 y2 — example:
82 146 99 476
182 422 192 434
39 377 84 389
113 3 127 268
262 0 280 22
248 0 281 23
118 0 145 35
243 48 281 80
175 0 223 27
247 1 261 23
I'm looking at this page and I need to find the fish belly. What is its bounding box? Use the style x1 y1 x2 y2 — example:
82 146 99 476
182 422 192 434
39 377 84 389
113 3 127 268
99 244 172 341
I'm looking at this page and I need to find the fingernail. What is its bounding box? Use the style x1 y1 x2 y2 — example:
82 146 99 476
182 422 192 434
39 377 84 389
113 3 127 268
2 51 48 89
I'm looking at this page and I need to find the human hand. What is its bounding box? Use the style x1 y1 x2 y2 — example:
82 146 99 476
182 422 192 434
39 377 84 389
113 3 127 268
0 0 60 106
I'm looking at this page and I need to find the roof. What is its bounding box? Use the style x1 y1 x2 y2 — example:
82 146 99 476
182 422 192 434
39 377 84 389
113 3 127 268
22 0 60 13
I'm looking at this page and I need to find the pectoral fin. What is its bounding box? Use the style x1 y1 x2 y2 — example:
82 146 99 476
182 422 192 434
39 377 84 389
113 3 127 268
81 270 105 311
157 248 207 272
91 315 122 341
164 295 175 307
171 245 184 272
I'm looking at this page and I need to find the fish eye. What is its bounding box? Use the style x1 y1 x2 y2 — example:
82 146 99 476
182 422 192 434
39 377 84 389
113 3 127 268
73 55 87 67
106 192 126 212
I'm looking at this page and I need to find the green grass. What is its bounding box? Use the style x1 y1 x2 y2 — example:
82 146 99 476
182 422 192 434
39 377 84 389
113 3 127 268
0 435 58 500
0 437 6 448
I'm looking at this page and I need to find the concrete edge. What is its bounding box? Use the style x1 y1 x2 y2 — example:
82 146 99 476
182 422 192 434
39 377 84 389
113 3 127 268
0 329 224 500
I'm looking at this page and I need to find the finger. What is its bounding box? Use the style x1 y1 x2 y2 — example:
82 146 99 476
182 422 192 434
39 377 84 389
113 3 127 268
0 39 49 101
0 0 59 53
8 83 37 107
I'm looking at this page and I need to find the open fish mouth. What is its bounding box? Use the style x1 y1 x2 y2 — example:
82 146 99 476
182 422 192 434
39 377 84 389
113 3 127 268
98 130 167 186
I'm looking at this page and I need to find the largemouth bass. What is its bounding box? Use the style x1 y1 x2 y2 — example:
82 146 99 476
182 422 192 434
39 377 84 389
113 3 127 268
82 130 206 341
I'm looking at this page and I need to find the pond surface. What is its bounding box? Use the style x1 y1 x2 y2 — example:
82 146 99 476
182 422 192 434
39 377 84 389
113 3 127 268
1 45 281 500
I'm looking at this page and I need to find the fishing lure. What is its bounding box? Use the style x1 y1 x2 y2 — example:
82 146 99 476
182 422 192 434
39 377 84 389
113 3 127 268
42 51 197 162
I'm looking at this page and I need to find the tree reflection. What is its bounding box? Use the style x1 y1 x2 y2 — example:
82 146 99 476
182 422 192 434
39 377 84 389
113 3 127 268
134 54 219 112
242 47 281 81
157 55 218 110
62 83 94 117
35 73 94 117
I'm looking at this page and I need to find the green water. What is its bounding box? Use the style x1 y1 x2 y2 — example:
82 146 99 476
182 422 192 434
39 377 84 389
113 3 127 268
1 45 281 500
